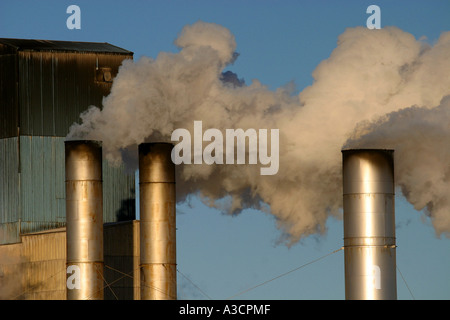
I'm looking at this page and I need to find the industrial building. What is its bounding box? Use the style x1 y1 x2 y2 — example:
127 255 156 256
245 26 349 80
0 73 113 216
0 38 397 300
0 38 138 299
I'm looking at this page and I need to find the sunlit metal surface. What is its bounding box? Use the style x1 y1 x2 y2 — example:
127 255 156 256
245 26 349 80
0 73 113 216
65 140 104 300
0 38 133 138
0 38 134 246
139 143 177 300
342 149 397 300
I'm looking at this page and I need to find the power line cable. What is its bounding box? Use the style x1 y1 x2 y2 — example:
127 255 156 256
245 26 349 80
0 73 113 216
225 247 344 300
177 268 213 300
95 264 119 300
104 264 176 300
11 265 66 300
397 264 415 300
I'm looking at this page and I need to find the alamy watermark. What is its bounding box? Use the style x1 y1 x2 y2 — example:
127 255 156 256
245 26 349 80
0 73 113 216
64 4 380 33
66 5 81 30
369 264 381 290
366 5 381 29
66 265 81 290
171 121 279 175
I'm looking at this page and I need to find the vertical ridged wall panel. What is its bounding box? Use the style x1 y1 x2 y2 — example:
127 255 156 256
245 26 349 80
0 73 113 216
0 50 18 139
19 136 65 234
17 52 131 137
19 229 66 300
0 223 140 300
103 162 136 223
104 221 137 300
16 136 135 235
0 138 20 244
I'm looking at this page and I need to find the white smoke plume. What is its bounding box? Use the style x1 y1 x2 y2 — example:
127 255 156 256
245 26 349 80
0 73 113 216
67 21 450 245
344 98 450 238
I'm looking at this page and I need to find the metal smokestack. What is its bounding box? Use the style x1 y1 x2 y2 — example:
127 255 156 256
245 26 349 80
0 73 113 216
342 149 397 300
139 142 176 300
65 140 104 300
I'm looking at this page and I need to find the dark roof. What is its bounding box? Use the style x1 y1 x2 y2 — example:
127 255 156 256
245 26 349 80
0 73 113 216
0 38 133 55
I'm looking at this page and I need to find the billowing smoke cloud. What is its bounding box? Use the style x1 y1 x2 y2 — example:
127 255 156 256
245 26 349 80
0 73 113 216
344 98 450 238
67 21 450 245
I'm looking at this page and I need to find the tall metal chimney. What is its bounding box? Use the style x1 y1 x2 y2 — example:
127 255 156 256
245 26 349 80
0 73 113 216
65 140 104 300
342 149 397 300
139 142 177 300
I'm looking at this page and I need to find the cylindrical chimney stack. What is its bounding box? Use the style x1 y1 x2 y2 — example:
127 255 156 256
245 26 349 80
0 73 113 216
139 142 177 300
65 140 104 300
342 149 397 300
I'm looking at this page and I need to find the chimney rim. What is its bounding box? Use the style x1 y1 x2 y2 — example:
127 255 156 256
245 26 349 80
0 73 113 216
341 148 394 154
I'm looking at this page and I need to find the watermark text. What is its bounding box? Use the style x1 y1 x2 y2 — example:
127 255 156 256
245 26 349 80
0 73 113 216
171 121 279 175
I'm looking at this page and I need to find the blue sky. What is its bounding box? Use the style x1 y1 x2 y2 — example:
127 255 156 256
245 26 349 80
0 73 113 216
1 1 449 300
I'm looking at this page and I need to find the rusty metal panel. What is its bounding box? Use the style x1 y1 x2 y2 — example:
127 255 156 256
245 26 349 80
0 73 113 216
21 228 66 261
19 229 66 300
0 241 24 299
0 222 20 245
0 221 141 300
0 228 66 300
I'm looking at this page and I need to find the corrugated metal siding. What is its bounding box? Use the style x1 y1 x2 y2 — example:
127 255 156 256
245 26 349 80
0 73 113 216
17 136 135 233
19 136 66 234
103 162 136 223
1 41 135 243
0 222 139 300
0 241 25 299
104 220 140 300
0 228 66 300
18 51 132 137
0 137 19 223
20 229 66 300
0 222 20 245
0 138 20 244
1 39 133 138
0 52 18 138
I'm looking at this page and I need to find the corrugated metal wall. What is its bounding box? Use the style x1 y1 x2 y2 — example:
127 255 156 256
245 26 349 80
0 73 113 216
0 40 139 299
19 136 66 235
0 42 136 244
20 229 67 300
0 136 136 242
0 240 24 299
0 228 66 300
0 47 18 139
0 42 132 138
103 161 136 223
17 51 129 137
104 220 140 300
0 138 20 243
0 223 140 300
